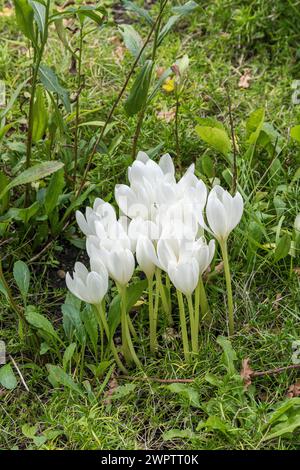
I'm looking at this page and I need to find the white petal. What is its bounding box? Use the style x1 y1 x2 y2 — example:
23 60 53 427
76 210 91 236
159 153 175 177
206 195 228 240
229 192 244 232
136 151 149 163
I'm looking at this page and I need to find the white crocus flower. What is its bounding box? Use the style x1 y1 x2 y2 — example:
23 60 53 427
76 199 116 237
136 236 160 279
202 185 244 242
66 261 108 304
168 259 199 296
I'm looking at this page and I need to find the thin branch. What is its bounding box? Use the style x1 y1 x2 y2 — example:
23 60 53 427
225 84 238 194
9 355 30 392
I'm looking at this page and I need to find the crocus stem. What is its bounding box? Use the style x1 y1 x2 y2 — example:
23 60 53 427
198 277 211 323
128 315 138 340
94 304 128 374
156 269 172 325
219 240 234 336
120 286 142 369
153 273 159 336
176 290 190 363
187 294 197 354
148 276 157 354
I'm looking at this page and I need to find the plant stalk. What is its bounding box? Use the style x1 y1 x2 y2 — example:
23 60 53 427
177 290 190 363
220 240 234 336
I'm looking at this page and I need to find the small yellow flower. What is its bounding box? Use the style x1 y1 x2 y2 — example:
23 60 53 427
162 77 175 93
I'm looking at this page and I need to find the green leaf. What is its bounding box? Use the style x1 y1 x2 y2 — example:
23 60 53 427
47 364 84 395
124 60 153 116
119 24 144 60
62 303 86 345
0 78 30 121
157 15 180 47
172 1 199 15
44 168 64 215
216 336 237 376
110 383 136 401
62 343 77 371
25 305 61 343
197 415 234 436
246 107 265 136
32 85 48 142
0 172 9 214
76 5 106 26
163 428 194 441
13 260 30 300
196 117 225 130
108 279 147 338
166 383 201 408
29 0 46 35
195 125 232 157
38 64 70 112
123 1 153 26
81 305 98 352
201 154 215 178
0 161 64 201
274 234 291 262
0 364 18 390
290 125 300 143
0 201 40 224
263 398 300 441
13 0 35 42
86 360 112 379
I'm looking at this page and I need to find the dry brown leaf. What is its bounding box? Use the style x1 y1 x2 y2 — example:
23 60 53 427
156 107 176 123
286 380 300 398
114 45 125 63
238 69 252 89
240 357 254 390
293 267 300 277
156 66 165 78
273 293 283 310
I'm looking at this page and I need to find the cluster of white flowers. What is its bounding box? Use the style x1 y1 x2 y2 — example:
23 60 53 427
66 151 244 365
67 151 243 300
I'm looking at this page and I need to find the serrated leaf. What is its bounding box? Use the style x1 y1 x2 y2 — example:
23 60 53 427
13 260 30 299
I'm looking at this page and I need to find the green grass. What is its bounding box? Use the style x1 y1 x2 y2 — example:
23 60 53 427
0 0 300 450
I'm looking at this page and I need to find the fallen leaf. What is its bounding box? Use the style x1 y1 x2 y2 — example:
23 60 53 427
238 69 252 89
293 267 300 277
286 380 300 398
114 45 125 63
156 107 176 123
240 357 254 390
273 293 283 310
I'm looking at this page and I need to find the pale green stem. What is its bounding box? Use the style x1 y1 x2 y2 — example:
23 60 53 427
177 290 190 363
219 239 234 336
120 286 143 369
199 276 211 323
94 303 128 374
153 270 160 335
128 315 138 340
148 275 157 354
187 294 197 354
156 268 172 325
